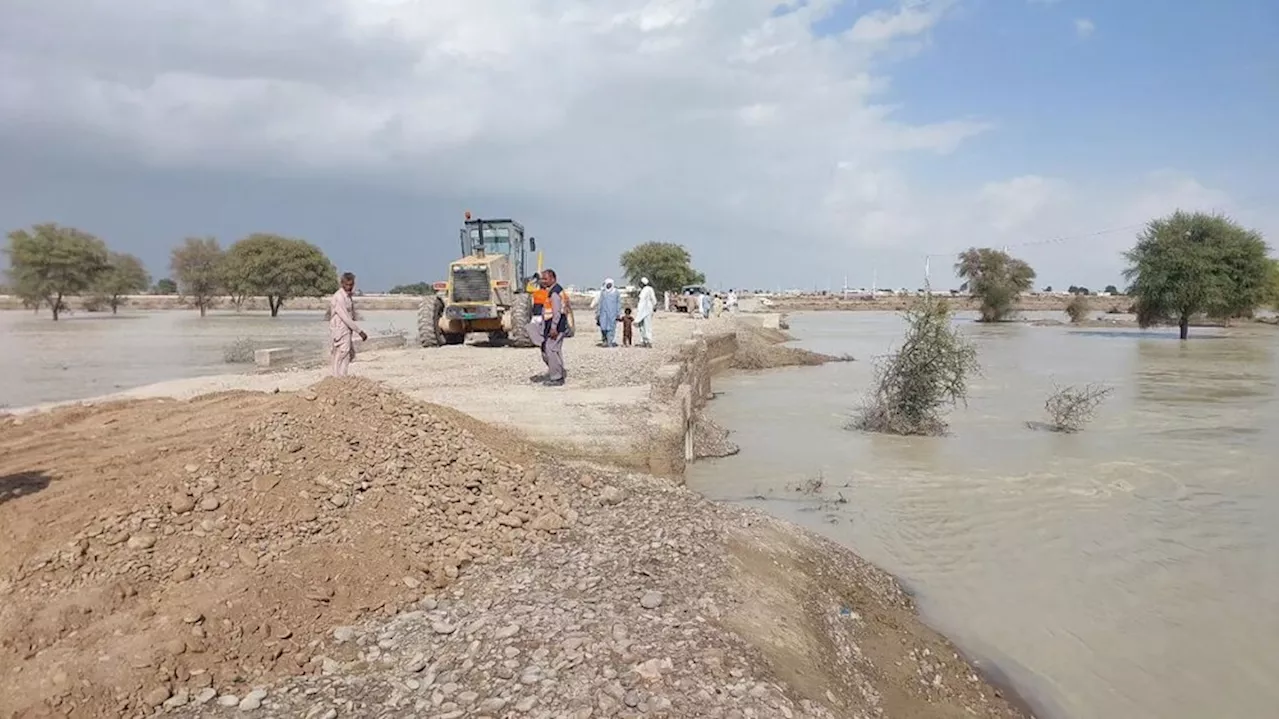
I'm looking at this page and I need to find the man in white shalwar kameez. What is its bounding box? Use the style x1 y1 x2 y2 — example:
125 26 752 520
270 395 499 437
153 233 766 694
329 272 367 377
635 277 657 348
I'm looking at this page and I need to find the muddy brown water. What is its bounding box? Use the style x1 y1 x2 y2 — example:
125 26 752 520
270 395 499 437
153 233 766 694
0 309 420 409
688 311 1278 719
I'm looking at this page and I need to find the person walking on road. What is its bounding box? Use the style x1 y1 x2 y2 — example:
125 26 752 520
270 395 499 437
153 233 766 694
527 274 552 381
635 277 656 348
540 269 569 386
597 278 621 347
329 272 367 377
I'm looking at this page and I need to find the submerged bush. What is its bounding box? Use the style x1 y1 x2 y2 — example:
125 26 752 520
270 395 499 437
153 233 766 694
1065 294 1091 323
851 293 979 436
1038 383 1113 433
222 337 258 364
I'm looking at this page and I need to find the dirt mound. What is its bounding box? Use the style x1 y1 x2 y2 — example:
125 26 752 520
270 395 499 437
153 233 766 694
730 326 852 370
0 378 571 718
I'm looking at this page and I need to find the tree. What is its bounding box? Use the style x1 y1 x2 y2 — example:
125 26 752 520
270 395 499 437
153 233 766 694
954 247 1036 322
851 292 980 436
1123 211 1271 339
5 223 111 320
153 277 178 295
1266 259 1279 311
93 252 151 314
1103 284 1119 295
619 242 705 294
223 233 338 316
171 237 225 317
389 281 435 295
1043 285 1053 293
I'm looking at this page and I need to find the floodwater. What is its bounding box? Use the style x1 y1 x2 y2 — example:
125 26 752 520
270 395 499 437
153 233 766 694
688 312 1278 719
0 309 419 409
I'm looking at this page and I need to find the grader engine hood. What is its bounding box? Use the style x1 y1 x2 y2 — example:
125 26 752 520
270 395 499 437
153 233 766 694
450 262 491 303
446 255 515 309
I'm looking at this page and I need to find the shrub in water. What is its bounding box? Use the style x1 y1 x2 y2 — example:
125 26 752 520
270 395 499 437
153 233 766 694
851 293 979 436
1039 383 1113 433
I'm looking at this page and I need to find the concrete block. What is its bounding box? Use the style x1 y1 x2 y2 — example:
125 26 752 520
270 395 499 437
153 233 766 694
254 347 294 368
650 364 684 403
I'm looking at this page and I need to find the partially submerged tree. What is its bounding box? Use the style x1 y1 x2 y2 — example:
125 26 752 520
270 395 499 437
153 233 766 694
1065 294 1091 323
619 242 705 294
851 293 980 436
1038 383 1113 433
5 223 111 320
171 236 225 317
954 247 1036 322
1123 211 1271 339
94 252 151 314
223 234 338 316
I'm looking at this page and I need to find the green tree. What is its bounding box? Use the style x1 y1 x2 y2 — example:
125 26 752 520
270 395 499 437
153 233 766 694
5 223 111 320
619 242 705 294
1123 211 1271 339
954 247 1036 322
171 237 225 317
1103 284 1119 295
223 234 338 316
93 252 151 314
153 277 178 295
1266 259 1279 311
389 281 435 295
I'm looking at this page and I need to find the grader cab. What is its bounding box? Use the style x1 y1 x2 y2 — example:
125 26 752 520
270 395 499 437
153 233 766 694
417 212 539 348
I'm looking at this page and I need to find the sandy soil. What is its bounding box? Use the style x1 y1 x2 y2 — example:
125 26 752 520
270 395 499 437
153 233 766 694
1 374 1027 719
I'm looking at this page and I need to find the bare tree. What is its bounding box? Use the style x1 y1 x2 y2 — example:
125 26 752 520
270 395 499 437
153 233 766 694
1037 383 1113 433
171 237 225 317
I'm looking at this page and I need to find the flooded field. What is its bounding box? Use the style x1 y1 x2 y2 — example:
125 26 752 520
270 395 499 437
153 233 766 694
688 311 1278 719
0 309 418 409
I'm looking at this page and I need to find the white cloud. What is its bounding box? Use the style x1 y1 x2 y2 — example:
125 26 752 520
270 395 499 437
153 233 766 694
1074 17 1096 38
0 1 983 219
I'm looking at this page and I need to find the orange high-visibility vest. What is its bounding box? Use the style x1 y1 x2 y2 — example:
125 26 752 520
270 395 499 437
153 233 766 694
532 288 549 313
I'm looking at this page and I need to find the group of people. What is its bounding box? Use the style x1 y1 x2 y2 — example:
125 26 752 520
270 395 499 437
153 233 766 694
589 277 656 348
325 270 663 388
676 288 737 319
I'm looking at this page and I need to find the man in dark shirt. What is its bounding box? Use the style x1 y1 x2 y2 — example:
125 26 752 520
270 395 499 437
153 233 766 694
540 269 568 386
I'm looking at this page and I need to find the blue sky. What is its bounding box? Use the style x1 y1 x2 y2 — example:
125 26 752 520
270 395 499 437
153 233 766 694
0 0 1275 292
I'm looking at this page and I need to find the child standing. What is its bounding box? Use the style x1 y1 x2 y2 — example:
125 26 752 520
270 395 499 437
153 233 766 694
620 307 634 347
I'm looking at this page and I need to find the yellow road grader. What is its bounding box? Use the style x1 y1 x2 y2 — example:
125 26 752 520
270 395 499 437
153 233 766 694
418 212 542 348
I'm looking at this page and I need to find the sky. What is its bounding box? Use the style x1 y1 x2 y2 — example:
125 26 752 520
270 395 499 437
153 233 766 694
0 0 1275 292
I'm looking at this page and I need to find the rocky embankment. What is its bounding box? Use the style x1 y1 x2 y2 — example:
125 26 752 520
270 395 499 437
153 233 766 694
1 376 1027 719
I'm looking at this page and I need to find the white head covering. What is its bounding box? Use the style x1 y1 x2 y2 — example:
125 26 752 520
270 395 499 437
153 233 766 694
640 277 650 285
604 278 614 289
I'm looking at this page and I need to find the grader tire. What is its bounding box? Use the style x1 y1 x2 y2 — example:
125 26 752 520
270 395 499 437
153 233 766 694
418 296 443 348
508 295 535 348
